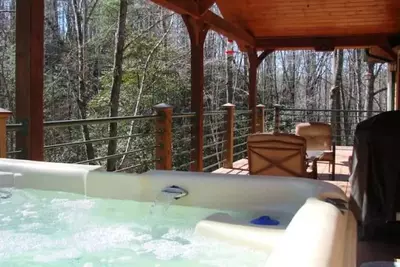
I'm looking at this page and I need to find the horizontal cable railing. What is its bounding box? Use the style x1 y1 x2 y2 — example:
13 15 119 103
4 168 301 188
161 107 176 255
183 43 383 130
172 113 196 171
46 115 159 173
4 104 385 175
273 107 383 146
233 110 252 162
5 123 24 158
5 115 160 173
202 110 227 172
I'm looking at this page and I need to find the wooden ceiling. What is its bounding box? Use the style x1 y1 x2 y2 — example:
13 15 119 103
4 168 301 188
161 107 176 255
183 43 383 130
151 0 400 60
216 0 400 38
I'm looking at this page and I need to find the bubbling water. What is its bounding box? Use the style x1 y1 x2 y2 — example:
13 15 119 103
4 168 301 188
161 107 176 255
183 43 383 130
0 189 269 267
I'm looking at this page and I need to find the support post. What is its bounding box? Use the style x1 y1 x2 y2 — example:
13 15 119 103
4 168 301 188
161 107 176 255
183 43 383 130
0 109 12 158
15 0 45 160
183 15 208 172
256 104 265 133
248 49 258 134
222 103 235 168
396 52 400 110
273 104 281 133
154 103 173 170
387 64 396 111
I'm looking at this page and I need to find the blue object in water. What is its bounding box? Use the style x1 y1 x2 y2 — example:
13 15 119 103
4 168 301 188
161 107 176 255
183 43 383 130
250 216 280 226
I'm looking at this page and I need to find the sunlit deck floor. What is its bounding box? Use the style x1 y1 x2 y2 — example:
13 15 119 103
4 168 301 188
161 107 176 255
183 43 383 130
212 146 400 266
213 146 353 196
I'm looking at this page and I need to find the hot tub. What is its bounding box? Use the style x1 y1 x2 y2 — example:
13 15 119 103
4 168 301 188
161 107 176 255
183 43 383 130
0 158 356 267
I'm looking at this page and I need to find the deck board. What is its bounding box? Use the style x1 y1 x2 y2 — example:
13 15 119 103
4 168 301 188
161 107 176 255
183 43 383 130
213 146 353 196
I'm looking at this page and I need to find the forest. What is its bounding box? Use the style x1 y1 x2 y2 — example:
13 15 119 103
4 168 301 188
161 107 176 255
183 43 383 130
0 0 389 172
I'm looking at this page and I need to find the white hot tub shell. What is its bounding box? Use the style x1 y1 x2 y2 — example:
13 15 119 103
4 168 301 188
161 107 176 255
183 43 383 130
0 158 357 267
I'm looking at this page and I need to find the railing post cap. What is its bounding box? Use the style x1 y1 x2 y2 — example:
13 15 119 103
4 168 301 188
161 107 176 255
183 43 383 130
0 108 12 116
273 104 282 107
154 103 173 109
222 103 235 107
256 104 265 108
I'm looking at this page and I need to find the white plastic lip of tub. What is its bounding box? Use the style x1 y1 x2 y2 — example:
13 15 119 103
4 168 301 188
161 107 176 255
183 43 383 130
264 198 357 267
0 159 347 210
0 158 103 194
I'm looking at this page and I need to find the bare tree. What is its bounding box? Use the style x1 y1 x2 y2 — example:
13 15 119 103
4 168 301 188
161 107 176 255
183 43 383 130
106 0 128 171
331 49 343 145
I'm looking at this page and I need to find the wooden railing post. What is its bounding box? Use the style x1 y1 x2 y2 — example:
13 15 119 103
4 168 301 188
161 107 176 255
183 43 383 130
256 104 265 133
0 109 12 158
222 103 235 168
154 103 173 170
273 104 281 133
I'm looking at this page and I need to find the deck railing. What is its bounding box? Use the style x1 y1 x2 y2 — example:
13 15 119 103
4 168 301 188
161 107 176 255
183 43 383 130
1 104 384 173
271 106 383 146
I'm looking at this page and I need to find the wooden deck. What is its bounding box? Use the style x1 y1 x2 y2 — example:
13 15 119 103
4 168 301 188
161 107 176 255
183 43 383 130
212 146 400 266
213 146 353 197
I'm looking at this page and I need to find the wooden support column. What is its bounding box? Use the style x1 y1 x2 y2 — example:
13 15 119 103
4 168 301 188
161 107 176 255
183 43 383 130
256 104 265 133
0 109 12 158
248 49 258 134
15 0 45 160
396 52 400 110
222 103 235 168
387 64 396 111
247 49 273 134
183 15 209 172
154 103 173 170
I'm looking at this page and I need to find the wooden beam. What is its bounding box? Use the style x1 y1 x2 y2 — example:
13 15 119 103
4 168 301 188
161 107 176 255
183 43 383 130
202 11 255 47
197 0 215 15
378 44 397 62
255 34 396 50
149 0 255 46
15 0 44 161
151 0 199 16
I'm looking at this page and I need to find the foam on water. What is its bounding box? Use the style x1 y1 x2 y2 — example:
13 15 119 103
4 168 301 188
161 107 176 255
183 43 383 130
0 189 269 267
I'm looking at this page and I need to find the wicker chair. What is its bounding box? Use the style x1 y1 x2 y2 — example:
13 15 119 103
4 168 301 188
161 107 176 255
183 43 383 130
247 133 315 178
295 122 336 180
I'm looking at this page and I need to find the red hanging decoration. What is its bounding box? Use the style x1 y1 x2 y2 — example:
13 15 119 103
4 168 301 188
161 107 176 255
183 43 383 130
226 39 234 55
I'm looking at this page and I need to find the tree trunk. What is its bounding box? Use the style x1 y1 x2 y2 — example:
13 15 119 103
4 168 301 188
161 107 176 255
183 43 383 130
365 62 375 117
106 0 128 171
226 40 233 103
71 0 95 162
355 50 363 122
331 49 343 145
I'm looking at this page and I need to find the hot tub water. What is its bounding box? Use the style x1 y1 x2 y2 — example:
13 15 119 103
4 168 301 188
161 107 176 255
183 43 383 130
0 188 269 267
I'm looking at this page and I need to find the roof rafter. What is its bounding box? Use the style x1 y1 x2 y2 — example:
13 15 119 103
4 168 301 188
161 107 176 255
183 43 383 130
150 0 255 46
202 11 255 46
378 43 397 62
151 0 199 16
197 0 215 15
